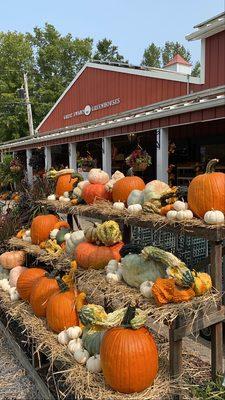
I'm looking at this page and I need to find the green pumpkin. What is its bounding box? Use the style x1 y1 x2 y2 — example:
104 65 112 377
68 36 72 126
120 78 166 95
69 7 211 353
127 190 144 206
56 228 70 245
82 326 105 355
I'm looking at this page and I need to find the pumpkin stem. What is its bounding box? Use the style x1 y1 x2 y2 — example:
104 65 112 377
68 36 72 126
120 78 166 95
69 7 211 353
121 304 136 328
56 277 69 292
206 159 219 174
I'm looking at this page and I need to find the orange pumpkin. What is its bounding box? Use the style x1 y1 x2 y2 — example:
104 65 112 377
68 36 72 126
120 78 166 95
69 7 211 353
112 176 145 203
55 174 78 197
82 183 111 205
160 204 174 216
188 159 225 218
46 286 79 332
30 214 59 244
0 250 25 270
17 267 46 301
100 309 158 393
30 273 60 317
75 242 123 270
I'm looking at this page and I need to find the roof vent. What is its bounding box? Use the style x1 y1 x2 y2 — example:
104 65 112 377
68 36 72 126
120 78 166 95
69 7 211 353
163 54 192 75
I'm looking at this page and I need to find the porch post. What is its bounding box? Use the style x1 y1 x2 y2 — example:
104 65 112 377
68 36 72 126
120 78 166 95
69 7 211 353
102 137 111 176
26 149 33 185
68 143 77 170
44 146 52 171
156 128 168 183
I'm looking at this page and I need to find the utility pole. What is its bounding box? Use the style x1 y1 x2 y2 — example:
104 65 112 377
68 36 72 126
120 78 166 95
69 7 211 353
23 73 34 136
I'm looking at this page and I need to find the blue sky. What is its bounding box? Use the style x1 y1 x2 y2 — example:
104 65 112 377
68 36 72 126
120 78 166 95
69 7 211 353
1 0 224 65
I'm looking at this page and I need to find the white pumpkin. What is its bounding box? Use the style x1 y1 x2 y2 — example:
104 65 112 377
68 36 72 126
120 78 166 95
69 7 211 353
47 194 56 201
184 210 193 220
177 210 194 221
166 210 178 220
86 355 102 373
68 338 83 354
22 235 32 242
66 326 82 340
204 210 225 225
73 187 82 198
9 287 20 301
105 171 125 192
140 281 154 298
64 232 71 241
113 202 125 210
66 231 85 254
173 201 188 211
25 230 31 237
88 169 109 185
105 260 119 274
127 190 144 206
58 330 70 345
106 272 122 284
144 180 170 201
50 228 59 240
127 204 142 213
1 279 10 292
74 348 90 364
59 196 70 202
63 191 70 198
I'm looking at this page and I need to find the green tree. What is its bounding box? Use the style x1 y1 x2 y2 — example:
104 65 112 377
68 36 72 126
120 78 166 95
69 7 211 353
0 31 34 141
162 41 191 66
141 43 161 68
191 61 201 77
93 38 127 63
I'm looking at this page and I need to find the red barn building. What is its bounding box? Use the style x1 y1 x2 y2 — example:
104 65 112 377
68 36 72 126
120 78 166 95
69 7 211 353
1 12 225 185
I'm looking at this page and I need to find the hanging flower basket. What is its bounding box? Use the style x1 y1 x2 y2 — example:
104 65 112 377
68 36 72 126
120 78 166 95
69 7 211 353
132 162 148 172
126 148 151 171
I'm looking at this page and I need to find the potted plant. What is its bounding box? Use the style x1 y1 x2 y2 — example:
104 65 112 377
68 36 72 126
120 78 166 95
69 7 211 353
126 147 152 172
77 153 97 172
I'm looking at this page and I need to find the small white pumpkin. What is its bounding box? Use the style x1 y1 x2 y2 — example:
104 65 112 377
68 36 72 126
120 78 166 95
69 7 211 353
88 169 109 185
127 204 142 213
166 210 178 220
204 210 225 225
113 202 125 210
25 230 31 237
1 279 10 292
47 194 56 201
78 180 89 191
58 330 70 345
184 210 193 220
70 231 85 246
66 326 82 340
140 281 154 298
64 232 71 241
177 210 188 221
59 196 70 202
50 228 59 240
73 187 82 197
63 191 70 198
74 348 90 364
9 287 20 301
105 260 119 274
68 338 83 354
86 354 102 373
22 235 32 242
173 201 188 211
106 272 122 284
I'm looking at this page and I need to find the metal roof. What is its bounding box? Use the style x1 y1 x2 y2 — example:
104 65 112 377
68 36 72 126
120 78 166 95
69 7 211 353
186 12 225 41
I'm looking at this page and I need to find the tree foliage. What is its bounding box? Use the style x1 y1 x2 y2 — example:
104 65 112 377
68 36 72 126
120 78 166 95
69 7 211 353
141 43 161 68
191 61 201 77
93 38 126 63
162 41 191 66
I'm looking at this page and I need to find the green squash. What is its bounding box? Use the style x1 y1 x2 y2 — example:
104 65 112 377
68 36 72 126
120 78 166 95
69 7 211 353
127 190 144 206
79 304 107 326
121 253 167 288
82 326 105 355
56 228 70 245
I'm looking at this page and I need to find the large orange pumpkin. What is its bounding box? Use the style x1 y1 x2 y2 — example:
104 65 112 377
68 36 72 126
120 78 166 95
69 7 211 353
75 242 123 269
82 183 111 205
100 308 158 393
56 173 78 197
46 286 79 332
30 214 59 244
17 267 46 301
30 273 60 317
188 159 225 218
112 176 145 203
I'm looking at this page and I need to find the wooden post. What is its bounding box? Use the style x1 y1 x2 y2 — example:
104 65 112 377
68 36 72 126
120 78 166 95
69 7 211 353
210 241 224 380
68 143 77 170
44 146 52 171
122 224 132 244
169 317 182 400
102 137 111 176
26 149 33 185
156 128 168 183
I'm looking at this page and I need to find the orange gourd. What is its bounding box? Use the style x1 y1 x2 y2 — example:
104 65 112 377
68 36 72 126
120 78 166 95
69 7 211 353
100 306 158 393
152 278 195 306
55 173 78 197
17 267 46 301
0 250 26 270
54 221 70 230
82 183 111 204
46 285 79 333
30 214 59 244
75 242 123 269
160 204 174 216
188 159 225 218
112 176 145 203
30 273 60 317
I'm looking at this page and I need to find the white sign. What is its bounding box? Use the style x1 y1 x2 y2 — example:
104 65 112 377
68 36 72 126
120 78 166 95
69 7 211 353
64 98 120 120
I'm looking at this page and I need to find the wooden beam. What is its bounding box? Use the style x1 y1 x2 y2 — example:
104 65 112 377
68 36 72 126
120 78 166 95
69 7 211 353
0 320 55 400
169 317 182 379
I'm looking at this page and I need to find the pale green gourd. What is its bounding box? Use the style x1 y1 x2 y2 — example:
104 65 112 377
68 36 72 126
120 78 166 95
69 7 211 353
127 190 144 206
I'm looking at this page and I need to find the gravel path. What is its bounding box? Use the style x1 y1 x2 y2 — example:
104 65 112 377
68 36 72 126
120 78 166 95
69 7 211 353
0 334 42 400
